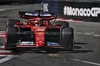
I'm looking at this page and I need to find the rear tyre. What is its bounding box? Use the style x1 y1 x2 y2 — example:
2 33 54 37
60 27 74 50
5 19 19 50
55 21 69 27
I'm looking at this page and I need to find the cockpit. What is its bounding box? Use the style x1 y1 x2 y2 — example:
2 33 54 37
28 19 51 26
19 11 57 26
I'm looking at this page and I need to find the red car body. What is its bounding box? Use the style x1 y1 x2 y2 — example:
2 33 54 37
4 11 74 51
16 14 65 49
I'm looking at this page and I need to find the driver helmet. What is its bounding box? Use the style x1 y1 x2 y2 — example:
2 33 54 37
35 20 39 26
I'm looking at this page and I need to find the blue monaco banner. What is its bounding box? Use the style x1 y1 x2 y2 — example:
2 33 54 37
42 1 100 22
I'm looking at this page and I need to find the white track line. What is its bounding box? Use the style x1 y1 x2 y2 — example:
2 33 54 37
75 32 100 37
0 9 5 11
73 59 100 66
0 50 11 53
0 55 18 64
0 33 4 34
0 46 5 48
0 31 5 32
0 8 15 12
93 34 100 37
75 32 83 34
0 55 7 57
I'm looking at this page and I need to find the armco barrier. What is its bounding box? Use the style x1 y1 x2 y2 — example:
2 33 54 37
0 0 42 5
42 1 100 22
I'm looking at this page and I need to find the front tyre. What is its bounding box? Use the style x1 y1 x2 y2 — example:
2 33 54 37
60 27 74 51
5 19 19 50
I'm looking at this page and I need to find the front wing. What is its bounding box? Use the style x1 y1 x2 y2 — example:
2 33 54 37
16 41 68 49
0 31 69 50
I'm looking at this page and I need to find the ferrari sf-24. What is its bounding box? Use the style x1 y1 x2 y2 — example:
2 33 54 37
5 10 74 52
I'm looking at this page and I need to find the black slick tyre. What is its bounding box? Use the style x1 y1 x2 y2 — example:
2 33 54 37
60 27 74 50
5 19 19 50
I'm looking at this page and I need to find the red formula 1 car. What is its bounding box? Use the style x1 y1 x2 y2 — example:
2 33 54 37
5 10 74 52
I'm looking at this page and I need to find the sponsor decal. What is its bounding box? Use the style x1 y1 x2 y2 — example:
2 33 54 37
28 42 33 45
40 13 51 16
25 13 38 16
20 42 34 45
64 6 100 17
47 42 60 46
36 29 44 31
37 32 44 35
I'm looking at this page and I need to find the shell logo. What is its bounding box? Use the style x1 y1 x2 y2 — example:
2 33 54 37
37 32 44 35
36 29 44 31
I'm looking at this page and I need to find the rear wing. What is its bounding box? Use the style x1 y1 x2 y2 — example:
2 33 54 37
19 11 57 19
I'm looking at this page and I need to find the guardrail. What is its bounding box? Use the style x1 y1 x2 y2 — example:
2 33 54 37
0 0 42 5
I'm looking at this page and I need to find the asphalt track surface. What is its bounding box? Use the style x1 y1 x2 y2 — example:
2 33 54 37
0 4 100 66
